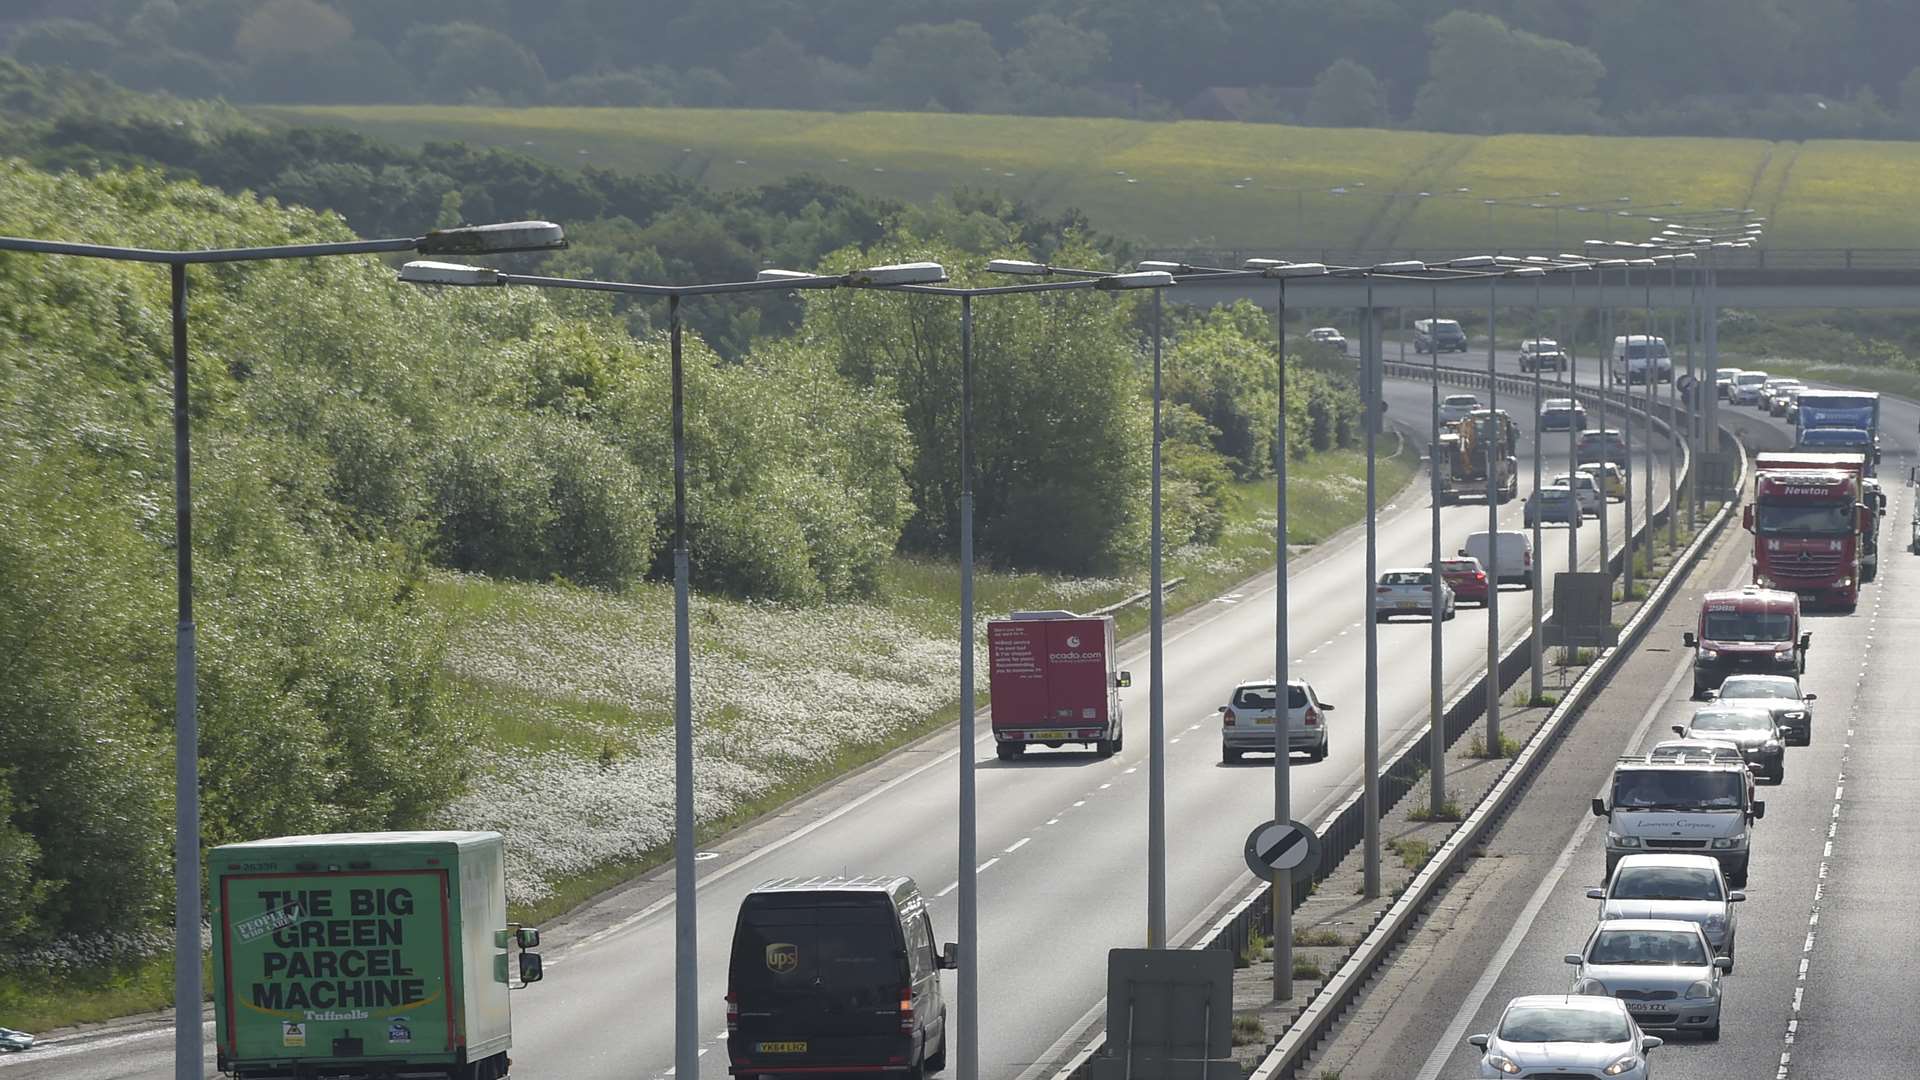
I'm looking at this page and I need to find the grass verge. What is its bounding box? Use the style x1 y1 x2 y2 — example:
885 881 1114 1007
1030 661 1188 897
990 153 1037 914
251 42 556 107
0 954 190 1034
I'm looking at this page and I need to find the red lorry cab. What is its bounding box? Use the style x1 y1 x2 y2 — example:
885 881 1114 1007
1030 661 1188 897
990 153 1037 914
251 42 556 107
1683 586 1807 698
1745 452 1877 610
987 611 1130 760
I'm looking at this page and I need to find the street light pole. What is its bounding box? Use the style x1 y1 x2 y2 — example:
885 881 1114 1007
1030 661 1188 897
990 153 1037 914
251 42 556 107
667 293 700 1080
955 292 979 1080
1483 273 1501 756
1428 284 1447 819
1272 281 1291 1001
1528 272 1545 703
168 261 198 1080
1362 285 1381 900
1564 264 1581 576
1145 284 1173 944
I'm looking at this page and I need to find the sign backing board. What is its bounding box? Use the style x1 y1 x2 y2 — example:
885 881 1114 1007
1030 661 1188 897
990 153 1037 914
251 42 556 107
1095 949 1234 1080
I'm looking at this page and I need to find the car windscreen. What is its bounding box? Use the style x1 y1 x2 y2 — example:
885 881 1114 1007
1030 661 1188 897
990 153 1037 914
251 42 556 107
1613 866 1722 901
1498 1005 1631 1043
1755 503 1853 535
1702 610 1791 642
1688 710 1769 734
1622 342 1669 359
1736 373 1768 386
1612 769 1744 810
1233 685 1307 710
1717 679 1794 700
1589 929 1707 966
1381 572 1431 586
731 895 904 1003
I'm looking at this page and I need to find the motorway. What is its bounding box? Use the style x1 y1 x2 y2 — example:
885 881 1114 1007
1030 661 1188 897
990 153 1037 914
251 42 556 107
1312 380 1920 1079
4 362 1677 1080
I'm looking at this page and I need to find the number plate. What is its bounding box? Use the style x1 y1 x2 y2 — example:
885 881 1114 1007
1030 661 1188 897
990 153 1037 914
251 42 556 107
1029 730 1067 741
1629 1004 1669 1014
758 1042 808 1053
1396 601 1419 609
1254 716 1273 725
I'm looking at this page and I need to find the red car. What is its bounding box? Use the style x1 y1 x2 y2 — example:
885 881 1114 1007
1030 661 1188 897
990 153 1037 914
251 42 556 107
1434 556 1490 606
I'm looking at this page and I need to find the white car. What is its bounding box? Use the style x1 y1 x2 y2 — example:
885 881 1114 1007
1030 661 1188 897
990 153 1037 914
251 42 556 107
1305 326 1347 352
1709 674 1816 746
1553 471 1605 517
1218 678 1333 764
1374 567 1455 623
1728 370 1769 404
1587 853 1744 966
1567 919 1728 1041
1469 995 1661 1079
1439 393 1481 424
0 1027 31 1052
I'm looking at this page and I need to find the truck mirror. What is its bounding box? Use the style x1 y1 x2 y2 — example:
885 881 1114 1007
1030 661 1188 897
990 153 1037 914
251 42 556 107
1799 633 1812 651
516 927 541 949
1671 724 1686 737
1751 800 1766 820
1682 632 1697 648
1741 506 1754 531
1590 797 1608 818
518 952 544 984
1729 891 1747 902
1804 692 1818 701
1116 671 1132 688
938 943 960 970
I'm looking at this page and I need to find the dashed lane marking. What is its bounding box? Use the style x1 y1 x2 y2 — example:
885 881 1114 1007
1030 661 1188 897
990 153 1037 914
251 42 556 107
1005 837 1031 854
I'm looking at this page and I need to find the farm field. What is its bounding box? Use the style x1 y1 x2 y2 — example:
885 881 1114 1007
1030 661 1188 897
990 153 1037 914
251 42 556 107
255 105 1920 253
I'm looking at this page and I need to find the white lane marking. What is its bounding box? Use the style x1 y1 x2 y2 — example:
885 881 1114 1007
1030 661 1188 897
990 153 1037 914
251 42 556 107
1778 687 1853 1080
935 882 958 898
699 1049 710 1058
1099 782 1113 790
1005 837 1031 854
1073 800 1086 807
1170 738 1181 744
1412 650 1690 1080
977 857 1000 873
0 1019 214 1065
1124 767 1138 775
1045 818 1060 826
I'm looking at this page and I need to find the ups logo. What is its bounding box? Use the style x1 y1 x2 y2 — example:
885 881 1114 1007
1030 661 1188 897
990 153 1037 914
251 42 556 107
765 943 799 974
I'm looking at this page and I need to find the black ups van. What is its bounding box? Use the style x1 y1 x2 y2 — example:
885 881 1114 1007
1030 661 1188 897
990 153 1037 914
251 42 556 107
727 876 957 1079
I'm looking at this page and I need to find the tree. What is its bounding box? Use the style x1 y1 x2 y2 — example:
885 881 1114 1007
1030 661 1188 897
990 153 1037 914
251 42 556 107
1413 11 1606 133
402 21 548 104
1305 59 1388 128
5 18 121 72
868 21 1004 113
233 0 355 63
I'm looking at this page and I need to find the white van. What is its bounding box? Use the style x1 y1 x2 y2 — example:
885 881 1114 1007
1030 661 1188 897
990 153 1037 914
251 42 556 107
1611 335 1671 385
1460 530 1534 588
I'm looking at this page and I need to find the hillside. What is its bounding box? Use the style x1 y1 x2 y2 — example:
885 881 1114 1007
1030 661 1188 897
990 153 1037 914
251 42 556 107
255 105 1920 253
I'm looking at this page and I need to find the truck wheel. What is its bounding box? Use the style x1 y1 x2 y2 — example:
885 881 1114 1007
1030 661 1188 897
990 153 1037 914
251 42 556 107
1094 738 1116 759
1310 738 1328 763
995 743 1022 761
925 1011 948 1073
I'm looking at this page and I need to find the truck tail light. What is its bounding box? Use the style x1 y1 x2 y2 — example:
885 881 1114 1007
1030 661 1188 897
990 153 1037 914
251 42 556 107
1222 708 1236 727
899 988 914 1035
726 990 738 1034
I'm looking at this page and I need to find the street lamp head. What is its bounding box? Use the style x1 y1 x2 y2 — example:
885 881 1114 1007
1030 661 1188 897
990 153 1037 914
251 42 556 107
1264 263 1328 278
1242 258 1289 270
417 220 567 255
1093 270 1175 291
1596 259 1629 268
847 261 947 286
1447 255 1496 268
1628 259 1657 267
397 260 504 287
1553 262 1592 272
1493 255 1527 266
1372 260 1426 273
1673 252 1698 262
986 259 1050 276
1511 267 1547 277
1136 260 1187 273
757 269 843 289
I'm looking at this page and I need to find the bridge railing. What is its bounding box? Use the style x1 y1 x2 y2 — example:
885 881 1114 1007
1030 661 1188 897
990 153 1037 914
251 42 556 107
1145 247 1920 272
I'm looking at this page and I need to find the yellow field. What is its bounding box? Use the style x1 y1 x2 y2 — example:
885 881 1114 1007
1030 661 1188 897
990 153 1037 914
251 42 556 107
257 105 1920 253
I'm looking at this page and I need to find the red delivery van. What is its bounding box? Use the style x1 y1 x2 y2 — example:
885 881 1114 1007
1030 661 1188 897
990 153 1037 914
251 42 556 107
987 611 1130 760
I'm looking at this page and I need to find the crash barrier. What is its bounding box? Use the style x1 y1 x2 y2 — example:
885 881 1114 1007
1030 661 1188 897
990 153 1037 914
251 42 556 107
1052 368 1711 1080
1245 422 1749 1080
1087 576 1185 619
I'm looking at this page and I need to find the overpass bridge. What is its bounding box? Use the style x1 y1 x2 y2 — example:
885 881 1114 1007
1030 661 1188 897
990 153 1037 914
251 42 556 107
1148 248 1920 309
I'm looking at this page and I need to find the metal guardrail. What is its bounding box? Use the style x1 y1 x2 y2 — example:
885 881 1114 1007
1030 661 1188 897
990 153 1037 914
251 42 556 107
1051 365 1705 1080
1086 576 1185 618
1147 247 1920 272
1244 420 1748 1080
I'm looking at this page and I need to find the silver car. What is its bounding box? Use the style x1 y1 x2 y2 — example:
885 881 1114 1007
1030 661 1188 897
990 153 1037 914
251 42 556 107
1374 567 1455 622
1710 674 1816 746
1218 679 1333 764
1567 919 1727 1042
1469 994 1660 1079
0 1027 31 1052
1440 393 1482 424
1587 853 1744 964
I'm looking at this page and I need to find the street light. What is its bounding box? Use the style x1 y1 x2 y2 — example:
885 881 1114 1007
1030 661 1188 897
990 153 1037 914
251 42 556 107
0 218 566 1080
402 256 943 1080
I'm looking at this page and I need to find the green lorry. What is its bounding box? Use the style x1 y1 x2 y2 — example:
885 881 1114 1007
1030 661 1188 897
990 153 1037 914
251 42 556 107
211 831 542 1080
